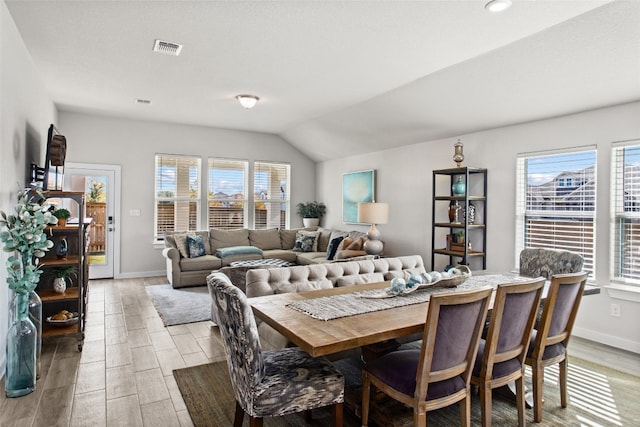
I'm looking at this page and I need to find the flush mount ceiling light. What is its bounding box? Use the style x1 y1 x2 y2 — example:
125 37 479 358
236 94 260 109
484 0 512 12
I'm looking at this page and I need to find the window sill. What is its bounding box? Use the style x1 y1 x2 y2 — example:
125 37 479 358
605 284 640 303
153 241 164 250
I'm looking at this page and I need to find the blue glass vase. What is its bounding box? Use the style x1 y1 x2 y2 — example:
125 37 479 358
452 176 466 196
5 292 37 398
9 290 42 380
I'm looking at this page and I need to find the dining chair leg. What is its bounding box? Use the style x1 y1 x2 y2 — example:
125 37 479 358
515 375 526 427
532 365 544 423
479 383 492 427
459 393 471 427
233 401 244 427
249 416 263 427
361 373 371 427
559 358 568 408
333 402 344 427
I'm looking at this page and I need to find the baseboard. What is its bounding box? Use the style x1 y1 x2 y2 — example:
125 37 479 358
116 270 166 279
573 326 640 354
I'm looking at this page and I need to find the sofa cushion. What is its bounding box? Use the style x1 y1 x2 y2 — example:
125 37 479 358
293 230 319 252
295 251 330 265
316 227 333 253
210 228 251 252
179 255 222 272
249 228 282 250
173 233 190 258
216 245 263 258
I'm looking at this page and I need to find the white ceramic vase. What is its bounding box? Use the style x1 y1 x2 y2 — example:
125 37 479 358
303 218 320 228
53 278 67 294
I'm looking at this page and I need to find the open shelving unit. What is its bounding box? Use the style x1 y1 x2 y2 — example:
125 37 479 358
37 191 90 351
431 167 487 271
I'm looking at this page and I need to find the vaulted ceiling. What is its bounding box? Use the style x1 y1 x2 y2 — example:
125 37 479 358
6 0 640 161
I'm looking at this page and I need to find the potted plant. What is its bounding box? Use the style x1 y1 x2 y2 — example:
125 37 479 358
52 208 71 227
49 266 78 294
296 201 326 227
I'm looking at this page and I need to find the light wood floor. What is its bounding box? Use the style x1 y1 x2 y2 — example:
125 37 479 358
1 276 638 426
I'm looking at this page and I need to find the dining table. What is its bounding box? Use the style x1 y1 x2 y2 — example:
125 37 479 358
248 272 600 359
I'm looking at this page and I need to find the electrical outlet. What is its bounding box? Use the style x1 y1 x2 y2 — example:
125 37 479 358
610 303 621 318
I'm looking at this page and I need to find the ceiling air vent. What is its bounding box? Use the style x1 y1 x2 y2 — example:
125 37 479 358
153 39 183 56
135 98 152 105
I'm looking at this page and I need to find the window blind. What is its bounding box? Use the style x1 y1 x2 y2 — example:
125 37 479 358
208 158 248 230
515 148 597 276
155 154 201 239
611 141 640 284
254 161 290 230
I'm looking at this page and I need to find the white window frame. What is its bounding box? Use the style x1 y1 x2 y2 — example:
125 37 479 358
207 158 249 230
154 154 201 241
610 139 640 287
253 161 290 230
515 146 597 279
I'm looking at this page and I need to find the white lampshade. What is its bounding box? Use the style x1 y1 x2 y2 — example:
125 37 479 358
358 202 389 225
236 94 259 109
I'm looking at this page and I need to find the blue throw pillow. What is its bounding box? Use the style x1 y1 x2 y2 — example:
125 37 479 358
326 236 344 260
187 234 206 258
215 246 263 258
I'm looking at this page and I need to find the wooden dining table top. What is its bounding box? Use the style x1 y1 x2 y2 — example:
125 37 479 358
248 273 599 358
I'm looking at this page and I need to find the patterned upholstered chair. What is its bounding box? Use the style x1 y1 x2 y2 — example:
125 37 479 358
207 272 344 427
471 278 545 427
525 272 588 423
519 248 584 279
361 287 492 427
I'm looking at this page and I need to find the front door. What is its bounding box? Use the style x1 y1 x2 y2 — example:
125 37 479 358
64 163 120 279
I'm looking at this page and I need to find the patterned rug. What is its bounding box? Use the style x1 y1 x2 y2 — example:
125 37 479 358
173 356 640 426
145 284 211 326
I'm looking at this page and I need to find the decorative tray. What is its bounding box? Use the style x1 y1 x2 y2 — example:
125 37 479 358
362 266 471 299
46 312 79 327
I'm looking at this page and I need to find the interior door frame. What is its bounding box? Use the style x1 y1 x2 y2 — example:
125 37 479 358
65 162 121 279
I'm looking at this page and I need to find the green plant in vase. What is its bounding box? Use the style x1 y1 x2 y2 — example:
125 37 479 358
296 201 326 227
52 208 71 227
0 188 56 397
49 266 78 294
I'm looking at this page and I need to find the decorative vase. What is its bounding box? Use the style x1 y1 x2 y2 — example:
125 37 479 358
5 292 37 397
452 176 466 196
56 236 68 260
463 203 476 224
448 201 461 223
53 277 67 294
303 218 320 228
8 290 42 380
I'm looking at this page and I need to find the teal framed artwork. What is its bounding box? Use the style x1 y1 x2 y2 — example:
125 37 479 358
343 170 375 224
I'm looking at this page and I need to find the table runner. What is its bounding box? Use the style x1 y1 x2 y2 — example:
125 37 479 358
287 273 530 321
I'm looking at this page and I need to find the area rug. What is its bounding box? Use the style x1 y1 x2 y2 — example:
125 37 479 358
173 356 640 427
145 284 211 326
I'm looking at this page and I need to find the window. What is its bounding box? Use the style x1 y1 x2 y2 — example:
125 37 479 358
208 158 248 230
611 141 640 284
155 154 201 239
254 161 290 229
515 148 597 276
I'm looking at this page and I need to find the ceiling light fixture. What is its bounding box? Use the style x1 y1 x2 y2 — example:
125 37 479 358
484 0 512 12
236 94 260 109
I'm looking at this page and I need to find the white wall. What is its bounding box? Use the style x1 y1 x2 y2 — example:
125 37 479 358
58 112 316 277
318 101 640 353
0 1 57 375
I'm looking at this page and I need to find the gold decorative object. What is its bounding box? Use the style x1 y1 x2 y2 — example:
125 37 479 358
453 139 464 167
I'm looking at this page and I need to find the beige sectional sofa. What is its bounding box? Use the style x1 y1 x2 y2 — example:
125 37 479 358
163 227 369 288
244 254 427 351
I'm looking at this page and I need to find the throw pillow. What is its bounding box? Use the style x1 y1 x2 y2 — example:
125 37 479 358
293 231 318 252
186 234 206 258
295 230 320 251
326 236 345 260
347 237 365 250
173 233 190 258
215 246 263 258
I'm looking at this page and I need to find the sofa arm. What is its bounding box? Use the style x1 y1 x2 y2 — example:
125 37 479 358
162 247 181 286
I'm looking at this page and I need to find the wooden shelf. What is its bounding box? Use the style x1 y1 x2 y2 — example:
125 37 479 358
434 222 485 229
43 322 82 337
434 248 486 257
40 256 81 267
38 287 79 302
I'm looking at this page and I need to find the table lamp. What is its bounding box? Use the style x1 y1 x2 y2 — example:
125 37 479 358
358 202 389 256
